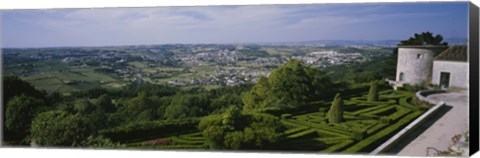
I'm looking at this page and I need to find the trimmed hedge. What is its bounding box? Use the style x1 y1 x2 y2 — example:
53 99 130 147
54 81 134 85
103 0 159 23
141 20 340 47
357 99 396 106
316 137 352 145
283 126 309 135
379 94 408 99
388 107 411 121
100 118 200 142
351 105 388 115
179 132 205 141
281 120 307 129
364 106 397 116
378 90 394 95
366 123 387 135
313 127 352 138
342 111 423 153
169 136 205 145
321 139 355 152
287 129 318 139
315 129 349 138
399 97 418 110
281 114 292 119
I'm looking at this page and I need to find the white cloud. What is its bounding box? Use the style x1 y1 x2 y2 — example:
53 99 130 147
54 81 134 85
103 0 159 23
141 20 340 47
2 3 464 47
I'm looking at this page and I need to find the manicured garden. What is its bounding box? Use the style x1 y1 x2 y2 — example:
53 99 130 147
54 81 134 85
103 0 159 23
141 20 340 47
124 89 426 153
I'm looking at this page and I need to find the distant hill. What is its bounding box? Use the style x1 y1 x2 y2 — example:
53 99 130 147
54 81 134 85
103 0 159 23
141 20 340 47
260 38 467 47
444 38 468 45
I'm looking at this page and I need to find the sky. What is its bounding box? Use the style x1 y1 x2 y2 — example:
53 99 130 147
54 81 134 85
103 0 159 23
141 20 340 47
1 2 469 48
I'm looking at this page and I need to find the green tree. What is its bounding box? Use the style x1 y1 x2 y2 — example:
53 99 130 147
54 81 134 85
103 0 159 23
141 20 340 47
164 93 211 120
128 92 153 111
328 93 343 123
5 95 45 144
152 96 172 119
3 76 45 106
211 93 242 111
30 110 93 146
243 60 333 109
198 106 281 149
96 94 115 113
367 81 379 102
399 32 448 46
3 76 46 143
73 99 96 114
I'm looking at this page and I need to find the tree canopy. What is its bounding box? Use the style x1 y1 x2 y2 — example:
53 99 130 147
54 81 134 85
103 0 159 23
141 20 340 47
198 106 281 149
3 77 47 144
3 76 45 105
5 95 45 144
30 110 94 146
399 32 448 46
243 59 333 109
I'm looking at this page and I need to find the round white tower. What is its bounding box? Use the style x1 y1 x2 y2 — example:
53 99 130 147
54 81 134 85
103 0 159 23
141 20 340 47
395 46 448 86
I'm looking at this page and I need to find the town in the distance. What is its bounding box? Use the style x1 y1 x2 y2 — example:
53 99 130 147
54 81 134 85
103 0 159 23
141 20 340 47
3 40 401 95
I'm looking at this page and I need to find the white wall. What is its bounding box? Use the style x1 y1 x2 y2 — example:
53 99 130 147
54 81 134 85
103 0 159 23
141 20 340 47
431 60 469 89
396 47 446 85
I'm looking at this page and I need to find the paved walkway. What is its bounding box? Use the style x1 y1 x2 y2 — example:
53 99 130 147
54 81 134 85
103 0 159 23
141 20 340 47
396 92 469 156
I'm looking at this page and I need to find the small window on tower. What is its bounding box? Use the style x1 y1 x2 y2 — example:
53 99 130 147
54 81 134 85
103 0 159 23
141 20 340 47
417 54 423 59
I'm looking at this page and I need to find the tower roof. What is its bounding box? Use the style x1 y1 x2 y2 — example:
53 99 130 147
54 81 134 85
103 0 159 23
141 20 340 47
434 45 468 62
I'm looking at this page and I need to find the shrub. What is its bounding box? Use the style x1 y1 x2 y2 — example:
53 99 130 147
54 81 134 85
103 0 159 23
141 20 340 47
169 136 204 145
287 129 318 139
349 130 366 141
328 93 344 123
31 110 93 147
178 132 205 141
281 120 305 129
312 126 352 138
411 94 433 108
199 109 282 149
379 116 391 124
352 105 388 115
281 114 292 119
399 97 417 109
364 106 397 116
388 107 411 121
367 81 379 102
283 127 309 135
366 123 387 135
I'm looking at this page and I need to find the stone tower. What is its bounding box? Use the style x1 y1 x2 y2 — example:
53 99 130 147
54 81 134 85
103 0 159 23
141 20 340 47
395 46 448 86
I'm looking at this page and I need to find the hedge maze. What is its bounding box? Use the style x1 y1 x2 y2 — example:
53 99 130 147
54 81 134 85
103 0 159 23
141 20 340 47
273 89 426 153
128 132 207 149
126 90 426 153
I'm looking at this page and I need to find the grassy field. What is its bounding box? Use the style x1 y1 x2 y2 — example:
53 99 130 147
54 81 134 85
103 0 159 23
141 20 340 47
15 63 125 94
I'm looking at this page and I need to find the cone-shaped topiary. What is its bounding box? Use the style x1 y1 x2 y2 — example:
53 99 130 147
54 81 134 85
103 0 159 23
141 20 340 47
328 93 343 123
367 81 379 102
